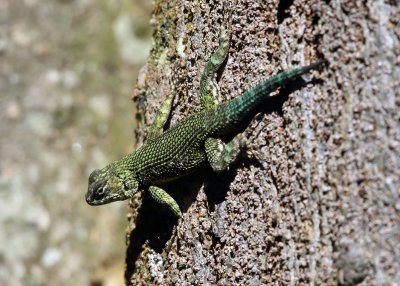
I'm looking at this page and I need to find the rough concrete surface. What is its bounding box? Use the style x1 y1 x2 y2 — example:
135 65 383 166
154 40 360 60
125 0 400 285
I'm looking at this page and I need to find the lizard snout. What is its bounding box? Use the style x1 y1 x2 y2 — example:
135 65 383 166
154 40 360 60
85 192 93 204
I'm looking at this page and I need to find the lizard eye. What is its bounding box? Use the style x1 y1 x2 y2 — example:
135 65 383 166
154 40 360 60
93 189 105 200
89 178 108 200
93 184 110 201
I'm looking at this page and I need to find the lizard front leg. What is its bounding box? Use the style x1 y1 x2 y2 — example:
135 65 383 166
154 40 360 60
147 185 182 218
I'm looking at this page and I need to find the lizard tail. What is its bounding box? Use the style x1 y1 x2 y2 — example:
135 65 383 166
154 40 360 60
219 60 325 127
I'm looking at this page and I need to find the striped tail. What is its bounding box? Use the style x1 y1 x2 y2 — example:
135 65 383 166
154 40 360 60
222 60 324 126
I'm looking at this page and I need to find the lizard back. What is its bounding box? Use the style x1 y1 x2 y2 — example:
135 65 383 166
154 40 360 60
119 62 323 186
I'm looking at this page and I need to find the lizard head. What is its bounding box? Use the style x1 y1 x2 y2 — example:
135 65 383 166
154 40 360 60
85 164 139 205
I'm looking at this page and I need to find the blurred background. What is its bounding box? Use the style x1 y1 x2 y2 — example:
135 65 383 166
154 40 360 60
0 0 152 285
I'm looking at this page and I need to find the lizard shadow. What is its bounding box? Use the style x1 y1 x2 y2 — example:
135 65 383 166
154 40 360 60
125 76 323 277
125 171 204 280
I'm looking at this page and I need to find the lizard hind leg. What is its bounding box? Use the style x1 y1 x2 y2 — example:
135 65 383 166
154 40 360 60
199 4 232 110
205 133 246 172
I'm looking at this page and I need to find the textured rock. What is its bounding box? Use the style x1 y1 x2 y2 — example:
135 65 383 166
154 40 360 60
126 0 400 285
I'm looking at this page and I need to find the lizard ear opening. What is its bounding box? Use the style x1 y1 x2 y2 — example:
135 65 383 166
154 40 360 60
123 178 139 199
124 177 139 192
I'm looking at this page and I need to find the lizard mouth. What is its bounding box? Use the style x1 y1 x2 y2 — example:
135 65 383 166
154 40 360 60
85 187 108 205
85 192 99 205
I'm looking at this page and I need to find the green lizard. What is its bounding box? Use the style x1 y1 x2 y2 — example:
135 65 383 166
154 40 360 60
85 7 324 217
